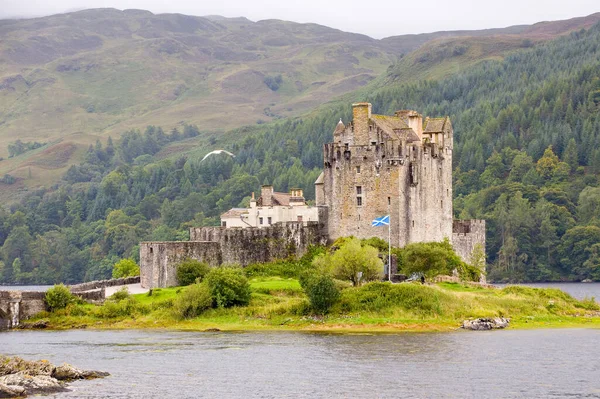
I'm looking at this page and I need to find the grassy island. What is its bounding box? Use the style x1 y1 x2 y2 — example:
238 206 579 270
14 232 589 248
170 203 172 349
30 278 600 332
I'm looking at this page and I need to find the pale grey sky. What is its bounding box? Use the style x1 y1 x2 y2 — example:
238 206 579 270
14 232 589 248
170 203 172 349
1 0 599 38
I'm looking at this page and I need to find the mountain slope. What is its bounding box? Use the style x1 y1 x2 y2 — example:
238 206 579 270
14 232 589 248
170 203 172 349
0 9 599 202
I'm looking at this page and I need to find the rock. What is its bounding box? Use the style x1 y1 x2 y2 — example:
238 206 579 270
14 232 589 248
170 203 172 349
18 320 48 330
52 363 109 381
0 373 66 395
0 356 108 397
461 317 510 331
0 382 25 398
0 356 53 377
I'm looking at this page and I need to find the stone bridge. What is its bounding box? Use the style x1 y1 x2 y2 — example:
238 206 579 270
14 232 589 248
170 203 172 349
0 291 46 329
0 276 141 329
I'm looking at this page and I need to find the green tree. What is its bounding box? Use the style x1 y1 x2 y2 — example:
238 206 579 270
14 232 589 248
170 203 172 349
321 237 382 286
112 258 140 279
400 239 468 280
536 146 560 180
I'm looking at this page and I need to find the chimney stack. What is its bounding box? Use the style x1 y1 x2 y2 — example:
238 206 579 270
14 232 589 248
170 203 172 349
261 185 273 207
352 102 372 145
396 110 423 137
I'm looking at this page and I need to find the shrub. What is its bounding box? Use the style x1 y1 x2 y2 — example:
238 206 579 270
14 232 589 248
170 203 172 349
176 259 210 286
45 284 75 311
173 283 213 319
205 267 251 308
339 282 444 315
112 259 140 279
95 297 149 318
302 274 340 314
109 287 130 301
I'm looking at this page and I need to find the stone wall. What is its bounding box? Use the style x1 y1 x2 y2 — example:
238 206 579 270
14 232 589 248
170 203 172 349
0 291 46 329
140 241 222 288
140 222 327 289
452 219 486 267
69 276 141 293
190 222 326 263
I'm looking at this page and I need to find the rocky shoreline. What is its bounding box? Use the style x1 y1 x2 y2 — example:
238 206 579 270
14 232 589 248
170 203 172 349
0 356 108 398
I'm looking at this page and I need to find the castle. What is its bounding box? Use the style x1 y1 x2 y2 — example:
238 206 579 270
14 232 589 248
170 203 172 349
139 103 485 288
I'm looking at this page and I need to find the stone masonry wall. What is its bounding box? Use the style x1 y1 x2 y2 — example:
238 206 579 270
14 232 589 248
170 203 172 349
140 222 327 289
452 219 486 265
140 241 222 288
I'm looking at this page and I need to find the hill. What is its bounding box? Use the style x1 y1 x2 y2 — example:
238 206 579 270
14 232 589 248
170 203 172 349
2 13 600 284
1 10 599 199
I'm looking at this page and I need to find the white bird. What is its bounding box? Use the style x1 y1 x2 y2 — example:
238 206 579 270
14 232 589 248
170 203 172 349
201 149 236 162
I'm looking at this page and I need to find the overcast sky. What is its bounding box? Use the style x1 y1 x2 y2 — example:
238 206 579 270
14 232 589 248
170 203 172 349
1 0 599 38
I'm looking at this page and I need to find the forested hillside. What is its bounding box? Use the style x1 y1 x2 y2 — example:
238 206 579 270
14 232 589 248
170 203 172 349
2 21 600 284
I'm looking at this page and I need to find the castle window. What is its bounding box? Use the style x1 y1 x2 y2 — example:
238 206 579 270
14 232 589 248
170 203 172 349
447 189 449 197
356 166 361 174
388 197 391 206
297 215 303 222
412 220 415 227
259 217 264 225
222 221 227 227
441 200 443 208
268 217 272 225
149 247 153 254
357 197 363 206
356 186 362 195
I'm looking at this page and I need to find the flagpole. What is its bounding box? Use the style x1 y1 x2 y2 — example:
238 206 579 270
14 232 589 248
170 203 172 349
388 209 391 283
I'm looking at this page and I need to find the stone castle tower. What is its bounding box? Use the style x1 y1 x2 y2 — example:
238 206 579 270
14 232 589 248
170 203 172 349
315 102 456 247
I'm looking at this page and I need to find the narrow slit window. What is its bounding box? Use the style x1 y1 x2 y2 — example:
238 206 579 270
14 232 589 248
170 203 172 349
357 197 363 206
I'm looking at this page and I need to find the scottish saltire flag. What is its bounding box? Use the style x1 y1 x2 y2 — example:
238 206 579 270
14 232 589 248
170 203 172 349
371 215 390 227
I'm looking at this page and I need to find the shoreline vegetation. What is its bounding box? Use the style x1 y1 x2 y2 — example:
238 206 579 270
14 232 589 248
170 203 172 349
23 240 600 334
27 279 600 333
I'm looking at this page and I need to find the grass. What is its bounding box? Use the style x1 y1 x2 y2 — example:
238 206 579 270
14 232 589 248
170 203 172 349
28 278 600 333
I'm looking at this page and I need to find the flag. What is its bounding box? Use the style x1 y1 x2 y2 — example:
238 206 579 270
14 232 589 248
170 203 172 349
371 215 390 227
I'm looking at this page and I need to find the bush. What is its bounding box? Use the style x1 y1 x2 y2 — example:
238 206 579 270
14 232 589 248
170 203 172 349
176 259 210 286
95 297 149 318
339 282 444 315
109 287 130 301
45 284 75 311
205 267 251 308
302 274 340 314
173 283 213 319
112 259 140 279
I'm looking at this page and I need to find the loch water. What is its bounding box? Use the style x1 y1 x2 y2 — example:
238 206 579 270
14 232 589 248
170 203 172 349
1 329 600 398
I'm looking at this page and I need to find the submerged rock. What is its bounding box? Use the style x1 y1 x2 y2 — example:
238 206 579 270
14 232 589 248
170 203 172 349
0 356 108 397
461 318 510 331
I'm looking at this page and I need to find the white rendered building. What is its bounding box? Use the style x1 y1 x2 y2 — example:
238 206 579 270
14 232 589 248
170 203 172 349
220 185 319 228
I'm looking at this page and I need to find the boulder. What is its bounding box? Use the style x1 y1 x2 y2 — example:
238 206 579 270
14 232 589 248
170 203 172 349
0 382 25 398
0 373 66 395
52 363 109 381
461 317 510 330
0 356 108 397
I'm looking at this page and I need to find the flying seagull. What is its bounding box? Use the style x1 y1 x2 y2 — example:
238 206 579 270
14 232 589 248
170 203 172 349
201 149 236 162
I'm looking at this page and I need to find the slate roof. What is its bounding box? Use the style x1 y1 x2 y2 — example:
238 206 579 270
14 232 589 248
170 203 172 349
221 208 248 219
424 117 449 133
370 114 420 142
257 192 291 206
